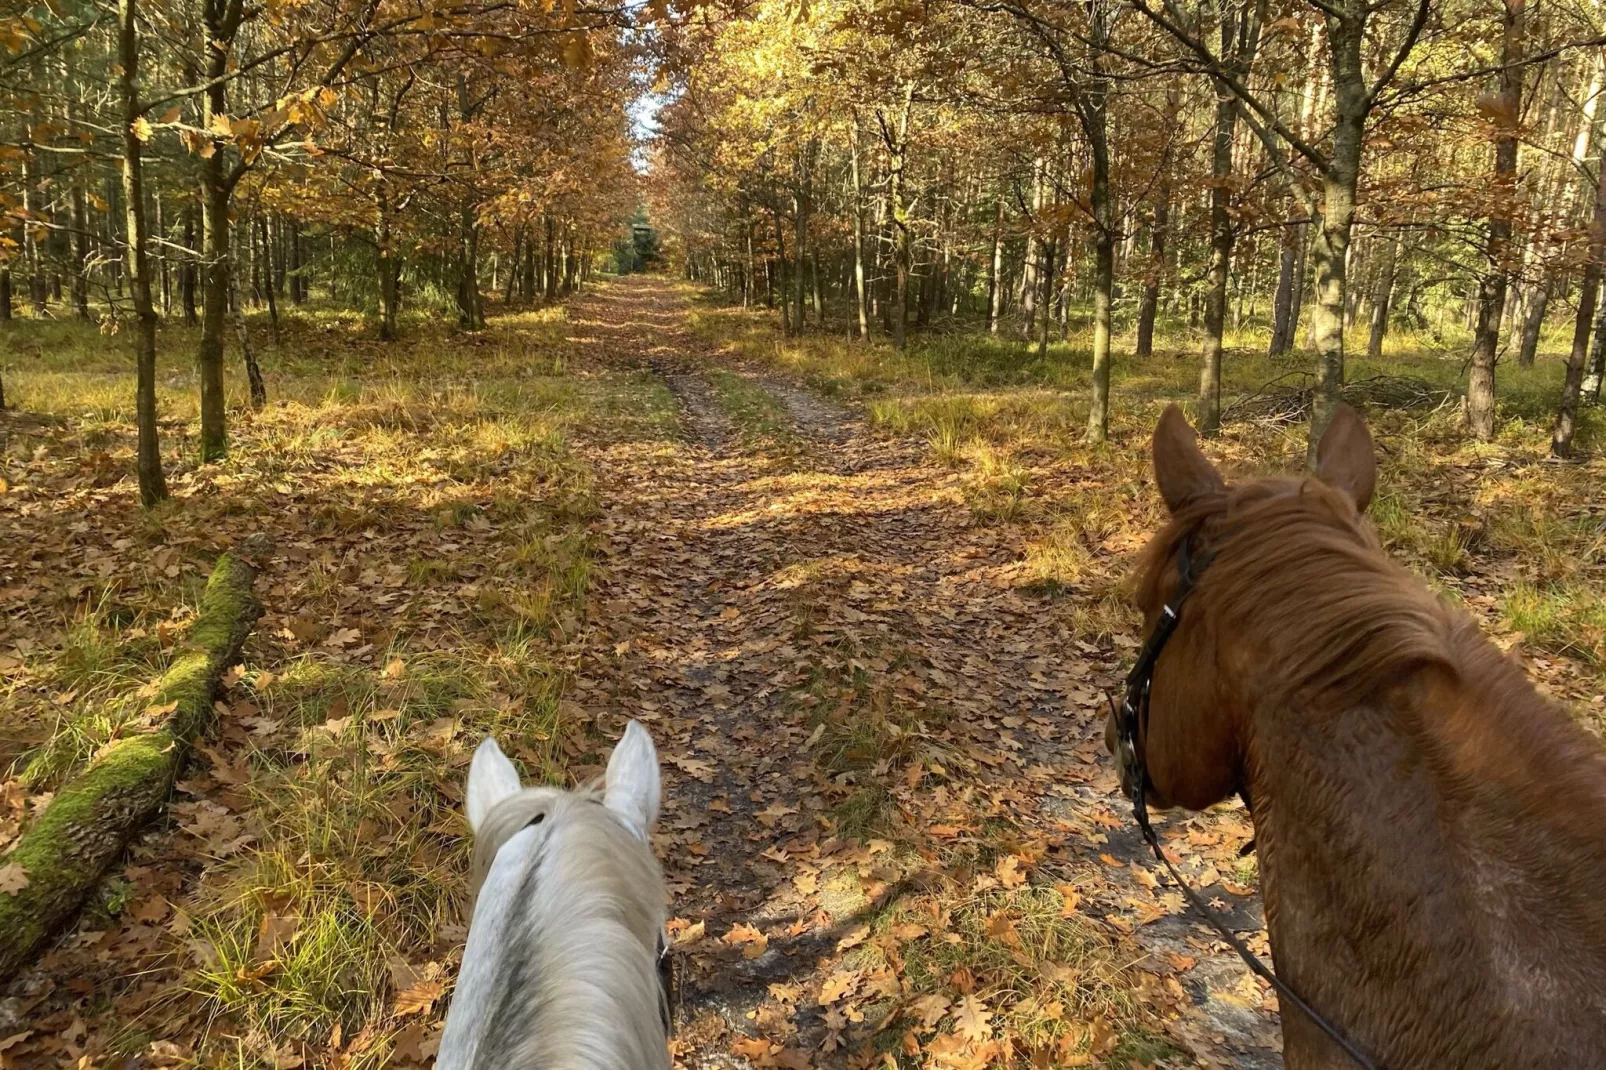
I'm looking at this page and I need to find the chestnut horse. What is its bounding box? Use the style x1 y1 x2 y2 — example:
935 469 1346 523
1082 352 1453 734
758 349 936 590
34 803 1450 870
1109 403 1606 1068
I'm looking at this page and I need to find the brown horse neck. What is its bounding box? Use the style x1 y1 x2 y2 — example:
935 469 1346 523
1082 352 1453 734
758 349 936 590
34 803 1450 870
1243 628 1606 1068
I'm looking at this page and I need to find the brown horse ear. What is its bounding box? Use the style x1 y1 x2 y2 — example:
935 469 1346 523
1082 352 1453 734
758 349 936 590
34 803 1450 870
1314 403 1377 512
1153 404 1225 514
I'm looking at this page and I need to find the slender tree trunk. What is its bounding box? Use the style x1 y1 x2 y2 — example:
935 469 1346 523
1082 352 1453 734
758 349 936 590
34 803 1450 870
1037 235 1057 360
1 267 12 323
773 199 791 336
230 267 264 409
1517 281 1549 367
793 152 808 333
849 121 871 339
1137 88 1180 359
1366 232 1399 361
181 204 198 325
120 0 167 504
256 215 280 345
1467 0 1525 441
1582 297 1606 400
987 197 1005 335
1554 105 1606 455
1021 156 1044 339
544 216 557 302
1087 82 1115 443
1305 54 1365 463
196 0 238 463
1269 219 1299 355
884 85 914 351
157 195 172 315
289 219 306 304
70 179 91 321
1199 88 1241 433
811 248 824 324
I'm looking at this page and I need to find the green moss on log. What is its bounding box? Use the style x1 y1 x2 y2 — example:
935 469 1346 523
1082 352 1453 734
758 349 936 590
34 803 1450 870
0 554 261 981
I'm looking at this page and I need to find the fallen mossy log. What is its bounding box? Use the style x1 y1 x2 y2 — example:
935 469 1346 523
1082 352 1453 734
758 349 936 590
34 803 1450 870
0 554 261 982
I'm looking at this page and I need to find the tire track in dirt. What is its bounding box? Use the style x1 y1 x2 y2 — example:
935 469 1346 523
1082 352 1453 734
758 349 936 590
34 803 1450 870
566 277 1283 1068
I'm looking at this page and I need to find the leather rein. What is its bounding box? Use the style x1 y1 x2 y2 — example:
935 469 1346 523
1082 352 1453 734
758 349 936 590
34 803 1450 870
1111 533 1381 1070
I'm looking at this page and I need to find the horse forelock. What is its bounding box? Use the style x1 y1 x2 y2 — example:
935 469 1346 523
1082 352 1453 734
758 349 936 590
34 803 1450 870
441 786 669 1070
1138 474 1457 712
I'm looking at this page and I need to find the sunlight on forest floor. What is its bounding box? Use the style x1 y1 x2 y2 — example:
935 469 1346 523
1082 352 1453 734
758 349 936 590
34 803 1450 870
687 289 1606 730
0 304 676 1066
4 280 1606 1068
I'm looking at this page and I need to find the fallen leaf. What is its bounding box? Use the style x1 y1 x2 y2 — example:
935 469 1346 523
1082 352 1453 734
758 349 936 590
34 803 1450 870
0 862 28 895
953 993 993 1042
908 992 951 1030
723 922 768 958
392 979 443 1018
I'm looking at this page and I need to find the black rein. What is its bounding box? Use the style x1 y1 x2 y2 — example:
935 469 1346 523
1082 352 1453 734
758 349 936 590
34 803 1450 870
1111 534 1382 1070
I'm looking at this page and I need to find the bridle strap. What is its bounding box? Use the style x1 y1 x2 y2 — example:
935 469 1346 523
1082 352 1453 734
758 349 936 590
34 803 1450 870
1113 534 1381 1070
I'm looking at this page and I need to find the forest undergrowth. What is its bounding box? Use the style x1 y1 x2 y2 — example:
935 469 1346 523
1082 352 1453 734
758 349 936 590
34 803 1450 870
2 278 1605 1070
689 290 1606 735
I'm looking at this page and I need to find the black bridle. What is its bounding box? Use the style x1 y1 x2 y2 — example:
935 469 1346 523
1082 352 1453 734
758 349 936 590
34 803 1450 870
1112 534 1381 1070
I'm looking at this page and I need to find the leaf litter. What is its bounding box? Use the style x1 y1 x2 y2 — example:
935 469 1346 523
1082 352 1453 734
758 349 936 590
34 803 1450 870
20 279 1588 1067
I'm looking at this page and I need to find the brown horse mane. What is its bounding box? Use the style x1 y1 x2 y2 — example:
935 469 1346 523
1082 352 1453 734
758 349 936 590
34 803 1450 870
1136 473 1463 710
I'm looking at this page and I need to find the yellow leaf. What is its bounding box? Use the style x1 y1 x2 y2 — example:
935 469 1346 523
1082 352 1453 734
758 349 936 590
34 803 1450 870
953 994 992 1042
392 979 442 1018
723 922 768 958
131 117 153 142
994 854 1027 888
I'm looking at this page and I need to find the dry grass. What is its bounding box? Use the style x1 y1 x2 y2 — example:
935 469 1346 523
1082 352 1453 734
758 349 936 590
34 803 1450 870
689 293 1606 729
0 299 677 1064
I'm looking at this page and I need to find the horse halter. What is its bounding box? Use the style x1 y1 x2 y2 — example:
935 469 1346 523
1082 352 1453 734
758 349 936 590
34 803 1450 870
1111 533 1382 1070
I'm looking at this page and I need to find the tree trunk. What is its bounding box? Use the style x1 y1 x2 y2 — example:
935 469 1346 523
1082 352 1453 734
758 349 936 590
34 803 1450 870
256 215 280 346
1366 232 1399 361
773 199 791 336
847 121 870 339
544 216 557 302
1554 101 1606 456
884 85 914 351
181 204 198 325
1021 156 1044 339
1199 90 1242 433
1467 0 1525 441
987 197 1005 336
196 0 235 464
793 152 808 333
1304 45 1366 464
1137 89 1180 360
229 267 265 410
70 179 91 321
1582 297 1606 400
1086 81 1115 443
1269 217 1303 356
457 198 483 329
1517 280 1549 368
0 557 259 985
289 219 306 304
120 0 167 506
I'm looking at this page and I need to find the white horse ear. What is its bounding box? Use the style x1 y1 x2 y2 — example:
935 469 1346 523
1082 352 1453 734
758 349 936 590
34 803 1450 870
466 737 522 835
604 720 661 838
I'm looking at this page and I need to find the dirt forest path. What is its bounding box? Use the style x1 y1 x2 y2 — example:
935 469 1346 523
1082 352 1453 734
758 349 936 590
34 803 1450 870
564 277 1283 1069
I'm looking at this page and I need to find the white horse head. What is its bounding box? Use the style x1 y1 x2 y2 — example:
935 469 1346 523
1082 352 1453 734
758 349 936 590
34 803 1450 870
438 721 671 1070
